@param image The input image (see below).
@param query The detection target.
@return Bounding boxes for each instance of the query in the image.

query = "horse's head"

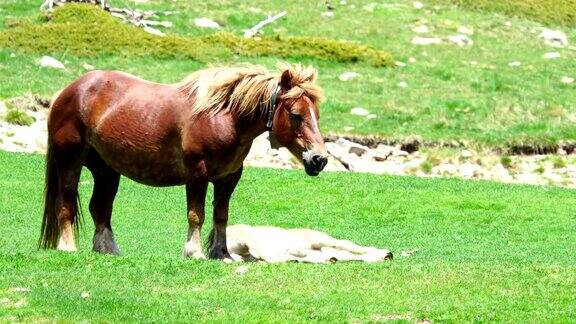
[271,66,328,176]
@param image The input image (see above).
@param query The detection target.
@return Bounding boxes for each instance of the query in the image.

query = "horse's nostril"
[312,155,321,165]
[320,156,328,168]
[310,155,328,171]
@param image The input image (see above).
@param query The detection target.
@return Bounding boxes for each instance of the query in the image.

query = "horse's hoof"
[208,247,232,260]
[384,252,393,260]
[183,248,206,260]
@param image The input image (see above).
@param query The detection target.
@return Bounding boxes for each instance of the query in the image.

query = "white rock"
[324,156,348,172]
[143,26,165,36]
[81,292,90,299]
[393,150,409,157]
[539,29,568,48]
[490,163,514,182]
[39,56,66,70]
[459,162,481,178]
[504,21,512,27]
[411,37,442,45]
[469,60,478,65]
[408,57,417,63]
[461,150,473,158]
[10,53,16,58]
[543,52,561,59]
[515,173,543,185]
[434,163,458,176]
[448,34,473,46]
[561,76,574,84]
[508,61,521,67]
[366,114,377,120]
[395,61,407,67]
[457,26,474,35]
[542,171,563,184]
[413,1,424,9]
[397,81,408,88]
[350,107,370,116]
[340,0,347,4]
[321,11,334,18]
[413,25,429,33]
[82,63,95,70]
[338,71,359,81]
[194,17,220,29]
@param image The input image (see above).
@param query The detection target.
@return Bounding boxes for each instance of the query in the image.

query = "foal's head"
[271,66,328,176]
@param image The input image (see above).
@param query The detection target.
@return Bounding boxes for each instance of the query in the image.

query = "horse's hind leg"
[85,149,121,255]
[54,154,84,252]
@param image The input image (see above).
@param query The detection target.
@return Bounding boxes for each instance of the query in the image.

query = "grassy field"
[1,0,575,150]
[0,152,575,321]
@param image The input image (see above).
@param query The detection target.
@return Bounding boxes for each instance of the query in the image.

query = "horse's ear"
[280,69,293,91]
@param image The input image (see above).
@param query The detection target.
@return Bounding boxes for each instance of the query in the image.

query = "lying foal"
[220,224,393,263]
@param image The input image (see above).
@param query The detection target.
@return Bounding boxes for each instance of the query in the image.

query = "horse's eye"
[289,113,303,121]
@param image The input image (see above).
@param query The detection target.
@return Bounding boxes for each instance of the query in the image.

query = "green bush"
[444,0,576,26]
[0,4,393,66]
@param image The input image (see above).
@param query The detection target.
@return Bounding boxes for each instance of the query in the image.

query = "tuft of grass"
[551,157,567,169]
[4,105,34,126]
[439,0,576,26]
[0,4,393,66]
[420,160,433,174]
[500,155,513,169]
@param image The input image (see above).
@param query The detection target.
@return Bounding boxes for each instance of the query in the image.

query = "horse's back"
[49,70,189,186]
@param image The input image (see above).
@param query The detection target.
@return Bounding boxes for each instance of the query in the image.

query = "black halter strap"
[266,85,282,131]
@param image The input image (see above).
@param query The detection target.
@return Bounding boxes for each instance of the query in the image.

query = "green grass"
[439,0,576,26]
[0,152,575,321]
[0,0,575,150]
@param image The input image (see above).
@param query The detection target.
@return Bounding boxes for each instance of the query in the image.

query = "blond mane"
[177,63,323,118]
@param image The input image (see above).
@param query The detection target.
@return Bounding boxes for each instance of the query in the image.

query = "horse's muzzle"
[303,152,328,176]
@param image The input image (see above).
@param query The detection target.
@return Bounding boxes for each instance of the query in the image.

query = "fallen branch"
[244,11,287,38]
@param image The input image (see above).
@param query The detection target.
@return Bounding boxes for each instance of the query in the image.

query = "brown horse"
[39,63,328,259]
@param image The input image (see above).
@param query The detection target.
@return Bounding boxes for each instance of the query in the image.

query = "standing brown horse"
[39,64,328,259]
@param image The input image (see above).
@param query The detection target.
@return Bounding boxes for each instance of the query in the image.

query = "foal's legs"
[85,150,121,255]
[183,178,208,259]
[208,167,243,260]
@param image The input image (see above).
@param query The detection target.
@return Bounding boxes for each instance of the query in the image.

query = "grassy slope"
[0,152,574,321]
[0,0,575,149]
[438,0,576,26]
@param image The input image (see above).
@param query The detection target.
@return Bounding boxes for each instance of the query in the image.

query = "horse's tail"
[39,95,84,249]
[39,137,59,249]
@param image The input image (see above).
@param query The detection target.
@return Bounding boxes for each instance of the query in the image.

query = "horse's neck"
[235,114,269,145]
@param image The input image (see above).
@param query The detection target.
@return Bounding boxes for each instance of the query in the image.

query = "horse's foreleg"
[208,167,243,260]
[86,151,121,255]
[183,178,208,259]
